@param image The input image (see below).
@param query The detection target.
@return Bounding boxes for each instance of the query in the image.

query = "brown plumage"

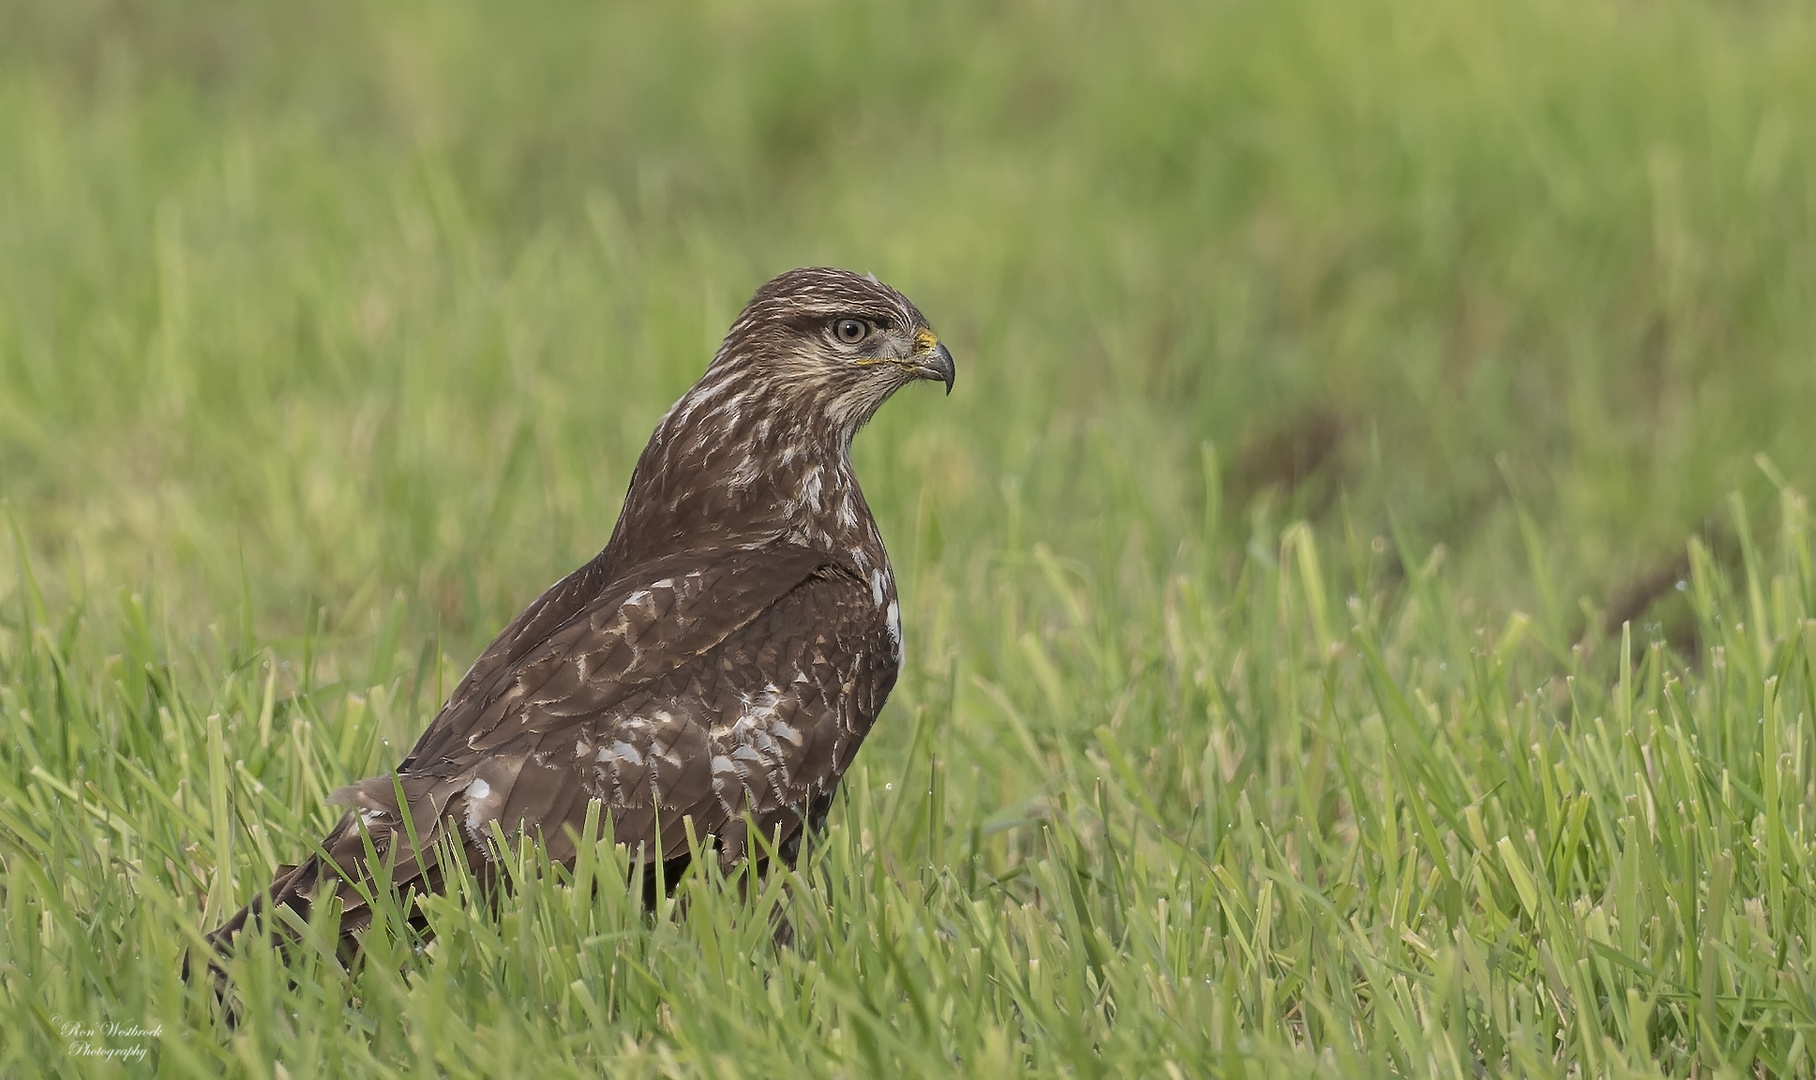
[207,267,954,954]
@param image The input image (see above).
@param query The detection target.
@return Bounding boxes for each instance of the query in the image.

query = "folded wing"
[216,542,894,943]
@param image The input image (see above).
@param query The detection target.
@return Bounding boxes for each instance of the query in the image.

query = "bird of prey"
[208,267,954,953]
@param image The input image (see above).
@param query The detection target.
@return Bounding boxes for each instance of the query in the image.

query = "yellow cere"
[914,329,939,352]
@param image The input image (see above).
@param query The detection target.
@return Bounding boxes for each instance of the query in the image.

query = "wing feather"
[402,545,831,766]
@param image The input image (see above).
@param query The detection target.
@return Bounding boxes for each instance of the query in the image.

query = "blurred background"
[1,0,1813,668]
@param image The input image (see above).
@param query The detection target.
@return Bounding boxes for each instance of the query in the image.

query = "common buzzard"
[208,267,954,953]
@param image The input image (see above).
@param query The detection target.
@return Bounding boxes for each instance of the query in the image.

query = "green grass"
[4,0,1816,1075]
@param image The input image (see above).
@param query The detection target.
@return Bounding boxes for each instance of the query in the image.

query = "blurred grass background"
[7,0,1813,633]
[4,0,1816,1075]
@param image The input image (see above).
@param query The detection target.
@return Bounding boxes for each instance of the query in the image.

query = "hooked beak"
[907,341,956,395]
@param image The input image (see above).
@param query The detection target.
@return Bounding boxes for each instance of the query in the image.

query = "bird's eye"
[833,318,870,344]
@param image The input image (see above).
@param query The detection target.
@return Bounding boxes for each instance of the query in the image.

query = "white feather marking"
[836,496,858,529]
[597,741,644,767]
[715,684,784,739]
[727,454,760,487]
[663,385,704,430]
[886,600,902,656]
[710,755,739,804]
[869,569,887,607]
[464,777,499,837]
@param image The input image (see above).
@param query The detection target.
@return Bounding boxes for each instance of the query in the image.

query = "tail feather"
[205,859,316,952]
[188,854,331,1006]
[203,799,453,966]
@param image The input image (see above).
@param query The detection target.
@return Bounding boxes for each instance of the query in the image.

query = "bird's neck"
[600,372,890,580]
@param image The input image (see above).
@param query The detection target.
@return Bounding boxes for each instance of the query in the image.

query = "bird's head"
[611,267,953,568]
[711,267,955,440]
